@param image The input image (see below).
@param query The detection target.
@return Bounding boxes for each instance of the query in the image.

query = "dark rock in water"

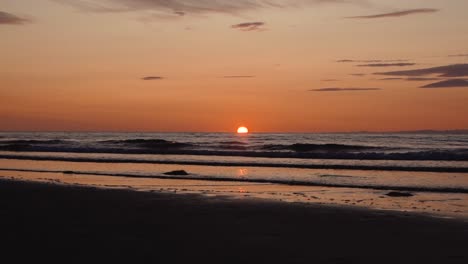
[386,191,414,197]
[163,170,189,176]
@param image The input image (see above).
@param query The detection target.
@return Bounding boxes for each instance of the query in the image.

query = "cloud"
[231,22,265,31]
[357,63,416,67]
[321,79,340,82]
[0,11,31,25]
[378,77,441,81]
[379,78,403,81]
[309,88,381,92]
[337,59,380,63]
[350,73,366,77]
[223,75,255,78]
[375,64,468,77]
[406,77,439,81]
[337,59,409,63]
[174,11,185,16]
[57,0,349,16]
[421,79,468,88]
[142,76,164,80]
[448,54,468,57]
[347,8,439,19]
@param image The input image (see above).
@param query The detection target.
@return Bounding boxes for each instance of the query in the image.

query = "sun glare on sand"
[237,126,249,134]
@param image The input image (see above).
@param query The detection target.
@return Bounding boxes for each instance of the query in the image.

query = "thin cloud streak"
[347,8,439,19]
[310,88,381,92]
[350,73,366,77]
[406,77,440,81]
[0,11,31,25]
[231,22,265,31]
[57,0,350,16]
[375,64,468,78]
[377,77,440,81]
[337,59,409,63]
[378,78,403,81]
[142,76,164,80]
[222,76,255,78]
[357,63,416,67]
[448,54,468,57]
[421,79,468,88]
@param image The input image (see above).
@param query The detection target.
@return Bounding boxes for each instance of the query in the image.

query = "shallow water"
[1,132,467,218]
[1,159,467,193]
[2,170,467,219]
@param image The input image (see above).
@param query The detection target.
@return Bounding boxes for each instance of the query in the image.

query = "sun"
[237,126,249,134]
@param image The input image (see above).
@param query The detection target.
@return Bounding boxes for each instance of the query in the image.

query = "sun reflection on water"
[237,168,248,177]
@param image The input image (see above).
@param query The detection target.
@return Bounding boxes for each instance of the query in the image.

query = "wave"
[211,141,249,150]
[0,139,67,144]
[261,143,380,152]
[1,138,467,161]
[1,154,467,172]
[99,139,193,149]
[1,167,467,194]
[218,141,248,145]
[0,140,69,151]
[0,146,467,161]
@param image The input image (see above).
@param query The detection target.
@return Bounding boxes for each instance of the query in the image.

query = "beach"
[1,132,468,263]
[3,1,468,262]
[1,178,467,263]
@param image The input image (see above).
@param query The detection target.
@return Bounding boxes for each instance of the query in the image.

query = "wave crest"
[101,139,192,150]
[262,143,379,152]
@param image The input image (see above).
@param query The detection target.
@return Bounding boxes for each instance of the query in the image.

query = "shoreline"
[1,178,468,263]
[2,168,468,219]
[2,167,468,194]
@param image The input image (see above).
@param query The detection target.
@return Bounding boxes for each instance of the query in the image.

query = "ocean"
[1,132,467,217]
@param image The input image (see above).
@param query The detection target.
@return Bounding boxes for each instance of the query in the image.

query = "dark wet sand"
[1,179,467,263]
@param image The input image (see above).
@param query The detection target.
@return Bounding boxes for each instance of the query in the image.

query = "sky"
[1,0,468,132]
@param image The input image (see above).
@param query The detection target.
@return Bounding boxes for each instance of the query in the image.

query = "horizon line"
[0,129,467,134]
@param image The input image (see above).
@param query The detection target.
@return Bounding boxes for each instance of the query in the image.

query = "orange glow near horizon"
[237,126,249,134]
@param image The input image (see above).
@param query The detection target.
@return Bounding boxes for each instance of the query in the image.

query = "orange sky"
[1,0,468,132]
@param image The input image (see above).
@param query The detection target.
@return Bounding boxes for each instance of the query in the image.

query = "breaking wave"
[0,153,467,172]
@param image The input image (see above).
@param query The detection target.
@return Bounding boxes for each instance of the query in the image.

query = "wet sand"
[1,178,467,263]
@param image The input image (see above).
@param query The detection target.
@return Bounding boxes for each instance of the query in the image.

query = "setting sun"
[237,126,249,134]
